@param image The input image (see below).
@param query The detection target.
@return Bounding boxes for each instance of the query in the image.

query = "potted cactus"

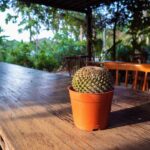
[68,66,114,131]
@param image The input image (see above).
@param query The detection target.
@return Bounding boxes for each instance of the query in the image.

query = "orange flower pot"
[68,86,114,131]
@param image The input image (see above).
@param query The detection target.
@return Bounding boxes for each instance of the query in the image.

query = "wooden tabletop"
[0,63,150,150]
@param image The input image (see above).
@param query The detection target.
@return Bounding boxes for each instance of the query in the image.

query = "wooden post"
[86,7,92,61]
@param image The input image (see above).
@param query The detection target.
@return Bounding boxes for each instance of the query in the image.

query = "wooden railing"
[64,58,150,91]
[88,61,150,91]
[64,55,93,76]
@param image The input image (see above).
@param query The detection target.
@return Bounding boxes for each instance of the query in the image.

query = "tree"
[0,0,9,12]
[95,1,129,60]
[125,0,150,53]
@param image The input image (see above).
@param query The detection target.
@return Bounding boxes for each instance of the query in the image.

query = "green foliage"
[116,44,133,62]
[0,0,9,12]
[0,35,86,71]
[93,38,103,56]
[51,33,86,64]
[32,50,58,71]
[6,42,33,66]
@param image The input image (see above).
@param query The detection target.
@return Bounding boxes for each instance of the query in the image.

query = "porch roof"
[19,0,114,13]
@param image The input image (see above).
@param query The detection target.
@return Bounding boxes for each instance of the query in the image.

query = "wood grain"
[0,62,150,150]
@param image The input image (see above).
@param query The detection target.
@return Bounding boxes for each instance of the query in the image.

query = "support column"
[86,7,92,61]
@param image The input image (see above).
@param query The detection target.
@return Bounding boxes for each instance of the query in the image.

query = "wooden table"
[0,63,150,150]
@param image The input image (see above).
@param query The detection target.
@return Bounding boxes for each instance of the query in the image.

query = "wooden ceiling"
[20,0,113,13]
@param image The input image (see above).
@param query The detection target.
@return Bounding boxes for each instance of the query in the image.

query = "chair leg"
[115,70,119,85]
[125,70,128,87]
[142,72,148,91]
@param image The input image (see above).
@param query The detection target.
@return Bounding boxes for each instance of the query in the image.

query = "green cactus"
[72,66,114,93]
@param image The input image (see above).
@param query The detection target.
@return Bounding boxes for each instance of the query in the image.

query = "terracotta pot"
[68,86,114,131]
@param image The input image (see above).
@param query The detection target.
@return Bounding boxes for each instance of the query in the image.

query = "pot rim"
[68,86,114,95]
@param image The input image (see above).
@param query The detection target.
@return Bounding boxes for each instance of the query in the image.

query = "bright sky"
[0,8,53,42]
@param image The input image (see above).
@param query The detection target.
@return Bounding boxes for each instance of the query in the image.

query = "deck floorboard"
[0,62,149,150]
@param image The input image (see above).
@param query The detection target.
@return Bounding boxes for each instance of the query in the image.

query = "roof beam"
[19,0,87,13]
[19,0,115,13]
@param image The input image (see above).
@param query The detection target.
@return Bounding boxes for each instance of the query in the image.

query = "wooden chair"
[88,61,150,91]
[103,62,123,85]
[105,63,150,91]
[133,64,150,91]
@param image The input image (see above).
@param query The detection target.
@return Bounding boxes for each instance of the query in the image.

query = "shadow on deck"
[110,102,150,128]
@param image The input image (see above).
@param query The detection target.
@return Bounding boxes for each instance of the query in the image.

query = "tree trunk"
[112,22,116,61]
[28,14,32,42]
[86,8,92,61]
[29,27,32,42]
[79,25,83,41]
[102,28,106,50]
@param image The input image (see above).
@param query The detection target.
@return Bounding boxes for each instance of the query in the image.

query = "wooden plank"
[0,63,150,150]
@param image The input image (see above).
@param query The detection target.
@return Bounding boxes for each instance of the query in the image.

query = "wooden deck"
[0,62,150,150]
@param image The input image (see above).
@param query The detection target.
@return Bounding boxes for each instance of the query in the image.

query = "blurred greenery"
[0,0,150,71]
[0,34,87,71]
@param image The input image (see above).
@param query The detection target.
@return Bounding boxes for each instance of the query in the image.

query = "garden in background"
[0,0,150,71]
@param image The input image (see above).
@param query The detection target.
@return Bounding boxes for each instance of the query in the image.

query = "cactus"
[72,66,114,93]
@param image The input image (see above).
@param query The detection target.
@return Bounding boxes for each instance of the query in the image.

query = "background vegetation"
[0,0,150,71]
